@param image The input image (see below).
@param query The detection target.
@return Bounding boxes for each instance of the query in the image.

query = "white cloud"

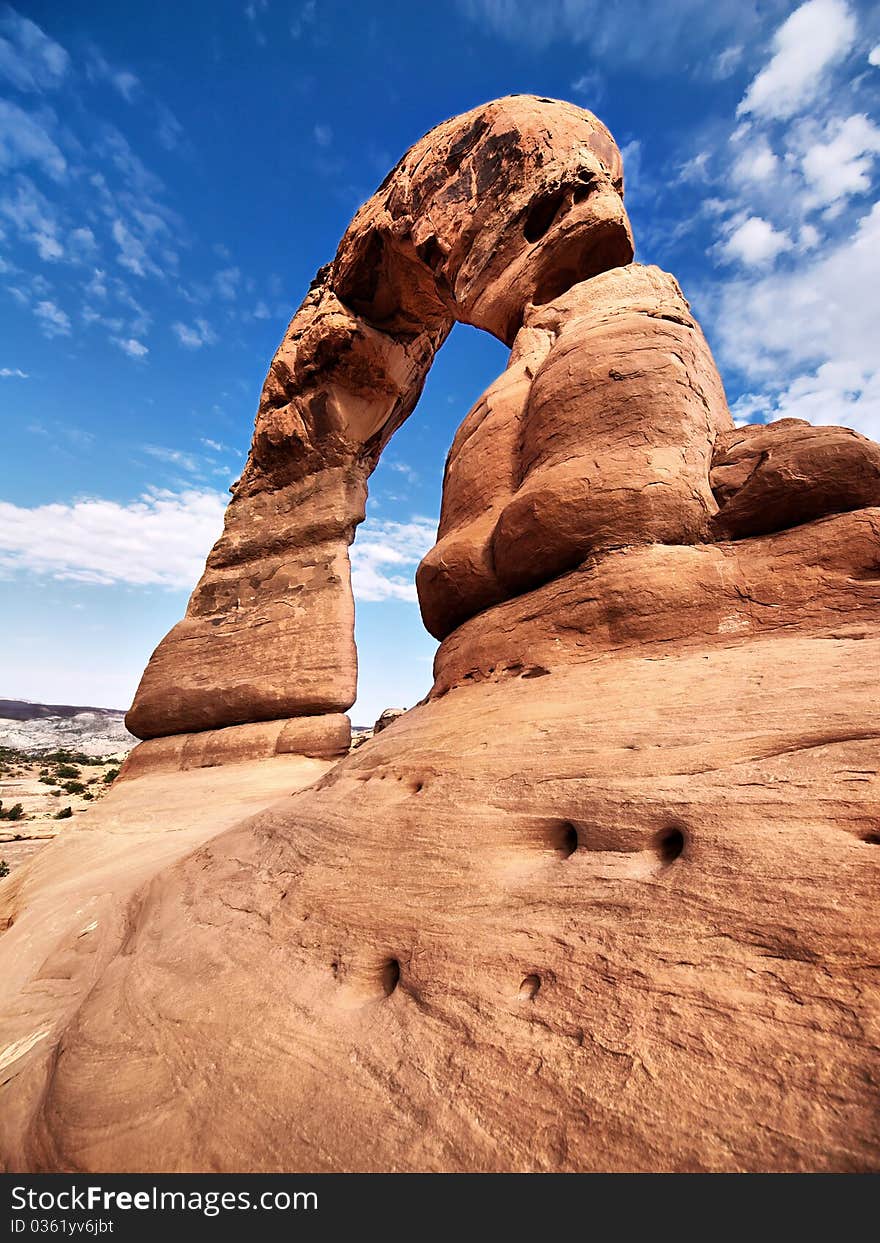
[290,1,317,39]
[113,336,149,358]
[244,0,269,44]
[870,44,880,67]
[350,516,437,603]
[0,9,69,93]
[313,123,332,148]
[214,267,240,300]
[0,98,66,179]
[799,113,880,210]
[86,49,141,101]
[387,460,419,483]
[737,0,856,122]
[570,70,604,102]
[142,445,202,473]
[0,367,28,378]
[0,174,64,261]
[172,318,217,349]
[714,201,880,440]
[156,102,184,151]
[33,299,71,337]
[111,217,161,278]
[732,137,779,183]
[720,215,792,266]
[68,226,97,257]
[0,487,227,589]
[458,0,773,74]
[713,45,743,80]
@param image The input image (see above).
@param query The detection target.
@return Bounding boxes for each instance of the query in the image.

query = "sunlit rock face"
[1,97,879,1174]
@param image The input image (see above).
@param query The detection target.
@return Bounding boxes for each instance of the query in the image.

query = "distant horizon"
[0,693,383,729]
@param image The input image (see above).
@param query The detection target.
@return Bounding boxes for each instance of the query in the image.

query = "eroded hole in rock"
[552,821,579,858]
[862,830,880,845]
[657,826,686,864]
[572,177,597,204]
[380,958,401,997]
[523,189,568,243]
[518,973,541,1000]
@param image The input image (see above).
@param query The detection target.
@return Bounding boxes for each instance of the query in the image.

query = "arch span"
[125,96,634,741]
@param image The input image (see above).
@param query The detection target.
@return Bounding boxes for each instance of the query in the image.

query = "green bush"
[39,776,57,785]
[103,768,120,785]
[55,764,81,779]
[0,860,9,879]
[0,801,26,821]
[54,806,73,820]
[62,781,87,795]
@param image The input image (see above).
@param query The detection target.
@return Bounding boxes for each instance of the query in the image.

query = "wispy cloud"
[718,215,793,267]
[570,70,604,103]
[142,444,203,473]
[737,0,855,122]
[86,48,141,101]
[714,201,880,439]
[0,9,69,92]
[0,487,227,588]
[630,0,880,446]
[112,336,148,359]
[350,516,437,603]
[33,298,71,337]
[172,318,217,349]
[0,367,28,378]
[458,0,777,74]
[0,99,67,179]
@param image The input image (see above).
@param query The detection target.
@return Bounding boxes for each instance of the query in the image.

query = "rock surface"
[1,96,879,1173]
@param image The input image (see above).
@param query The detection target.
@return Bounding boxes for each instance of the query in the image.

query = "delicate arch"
[126,95,633,741]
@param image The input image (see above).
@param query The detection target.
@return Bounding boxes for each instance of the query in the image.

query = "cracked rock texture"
[1,96,879,1172]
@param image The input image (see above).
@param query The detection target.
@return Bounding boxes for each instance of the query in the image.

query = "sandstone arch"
[125,95,634,744]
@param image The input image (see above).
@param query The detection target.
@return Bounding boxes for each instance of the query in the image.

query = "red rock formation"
[126,95,632,743]
[1,97,879,1173]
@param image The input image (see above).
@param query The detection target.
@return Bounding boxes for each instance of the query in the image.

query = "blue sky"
[1,1,879,724]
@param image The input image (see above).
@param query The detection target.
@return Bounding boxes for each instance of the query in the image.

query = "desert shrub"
[54,806,73,820]
[82,791,94,801]
[51,789,63,797]
[0,801,26,821]
[44,750,91,766]
[0,860,9,879]
[55,764,81,779]
[39,776,57,785]
[62,781,87,795]
[103,768,120,784]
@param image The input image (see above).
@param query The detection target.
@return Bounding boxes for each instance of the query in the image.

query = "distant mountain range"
[0,699,134,757]
[0,698,126,721]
